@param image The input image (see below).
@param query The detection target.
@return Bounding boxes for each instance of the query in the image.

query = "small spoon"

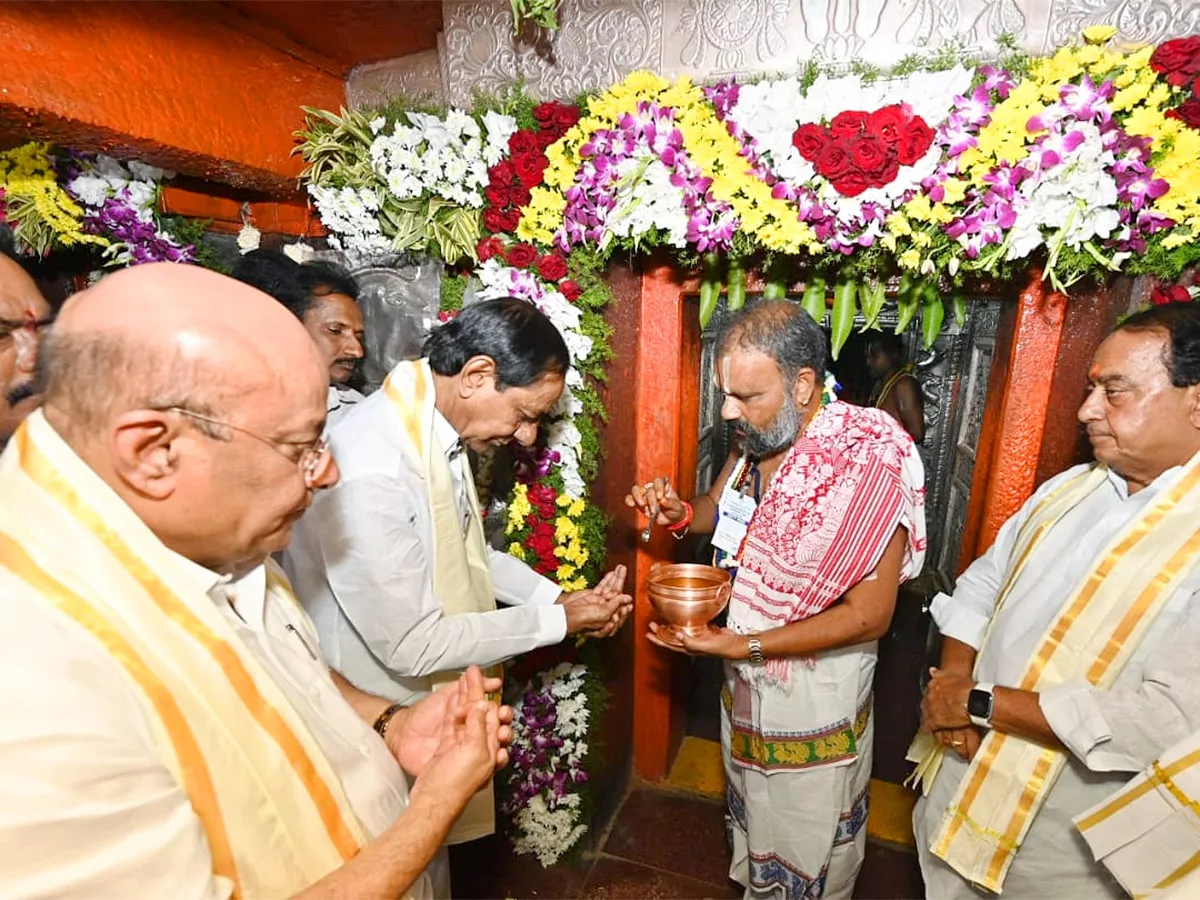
[641,477,669,542]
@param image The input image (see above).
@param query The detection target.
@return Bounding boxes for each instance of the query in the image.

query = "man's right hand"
[624,477,687,527]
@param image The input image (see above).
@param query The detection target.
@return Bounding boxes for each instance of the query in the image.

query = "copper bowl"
[647,563,731,636]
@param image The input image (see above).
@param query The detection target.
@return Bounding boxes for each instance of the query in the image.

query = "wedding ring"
[951,740,964,746]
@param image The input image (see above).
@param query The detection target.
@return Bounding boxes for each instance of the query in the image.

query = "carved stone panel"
[440,0,663,106]
[346,1,1200,113]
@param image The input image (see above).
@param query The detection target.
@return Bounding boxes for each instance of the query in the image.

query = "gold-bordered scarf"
[909,451,1200,893]
[0,413,373,899]
[1075,727,1200,897]
[381,358,500,844]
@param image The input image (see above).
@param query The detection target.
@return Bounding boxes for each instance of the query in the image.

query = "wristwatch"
[747,636,765,666]
[967,682,995,728]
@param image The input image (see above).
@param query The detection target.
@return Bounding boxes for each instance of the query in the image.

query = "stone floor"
[450,784,923,899]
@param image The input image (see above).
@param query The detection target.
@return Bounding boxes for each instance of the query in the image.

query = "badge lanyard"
[712,458,760,567]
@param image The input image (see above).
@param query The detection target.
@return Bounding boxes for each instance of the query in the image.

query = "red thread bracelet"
[667,500,694,532]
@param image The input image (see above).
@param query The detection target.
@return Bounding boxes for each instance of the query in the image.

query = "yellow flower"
[885,212,912,237]
[508,542,527,561]
[568,498,586,517]
[930,203,955,225]
[912,231,932,249]
[904,194,933,222]
[899,248,921,270]
[1083,25,1118,45]
[939,179,968,205]
[557,564,577,581]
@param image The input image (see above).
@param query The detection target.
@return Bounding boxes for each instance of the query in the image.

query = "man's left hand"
[647,622,746,658]
[387,666,513,777]
[920,667,975,732]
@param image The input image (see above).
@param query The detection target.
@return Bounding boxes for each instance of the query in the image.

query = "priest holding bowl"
[624,300,926,900]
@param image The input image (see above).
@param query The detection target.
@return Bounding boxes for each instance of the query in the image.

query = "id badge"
[712,489,756,556]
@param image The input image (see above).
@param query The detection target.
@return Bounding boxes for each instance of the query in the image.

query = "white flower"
[282,241,315,263]
[127,160,170,182]
[369,115,387,135]
[236,223,261,254]
[67,175,112,208]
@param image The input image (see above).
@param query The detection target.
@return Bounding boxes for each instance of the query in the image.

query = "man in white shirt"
[284,298,632,709]
[0,263,509,898]
[911,303,1200,898]
[231,251,366,425]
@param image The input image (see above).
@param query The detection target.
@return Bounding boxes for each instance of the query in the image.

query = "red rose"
[491,160,516,184]
[509,131,540,157]
[1167,97,1200,129]
[848,134,892,178]
[832,171,873,197]
[792,123,829,163]
[509,184,532,208]
[506,243,538,268]
[513,153,546,188]
[896,117,936,166]
[829,110,869,139]
[499,208,523,233]
[483,207,509,234]
[867,104,909,144]
[553,104,580,131]
[1151,284,1192,305]
[476,236,505,261]
[559,279,582,302]
[484,184,511,208]
[815,142,853,181]
[1150,37,1200,84]
[532,102,557,125]
[536,253,569,281]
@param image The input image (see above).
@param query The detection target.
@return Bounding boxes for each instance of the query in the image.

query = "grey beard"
[738,397,801,459]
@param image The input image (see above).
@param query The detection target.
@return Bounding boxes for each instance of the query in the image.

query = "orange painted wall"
[0,3,343,196]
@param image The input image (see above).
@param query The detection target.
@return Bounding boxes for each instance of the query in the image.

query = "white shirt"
[283,384,566,706]
[0,559,427,900]
[327,384,364,427]
[915,464,1200,898]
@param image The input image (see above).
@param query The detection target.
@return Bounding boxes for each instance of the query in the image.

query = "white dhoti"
[723,653,874,900]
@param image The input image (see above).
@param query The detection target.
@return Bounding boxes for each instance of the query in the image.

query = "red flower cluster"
[792,104,935,197]
[521,483,560,576]
[1150,283,1193,305]
[1155,37,1200,129]
[482,101,580,236]
[475,235,582,301]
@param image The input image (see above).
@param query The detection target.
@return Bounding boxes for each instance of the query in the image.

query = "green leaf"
[921,288,946,349]
[800,276,827,325]
[699,252,722,329]
[727,256,747,312]
[830,280,857,361]
[952,291,968,328]
[859,280,887,330]
[895,279,920,334]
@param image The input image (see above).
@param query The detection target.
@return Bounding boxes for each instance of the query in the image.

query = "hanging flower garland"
[0,141,198,265]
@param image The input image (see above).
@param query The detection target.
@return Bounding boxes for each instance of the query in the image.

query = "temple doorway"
[679,290,1004,771]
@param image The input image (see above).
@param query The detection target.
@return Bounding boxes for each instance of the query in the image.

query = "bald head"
[43,263,326,438]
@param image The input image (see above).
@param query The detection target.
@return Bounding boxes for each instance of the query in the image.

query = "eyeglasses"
[165,407,332,487]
